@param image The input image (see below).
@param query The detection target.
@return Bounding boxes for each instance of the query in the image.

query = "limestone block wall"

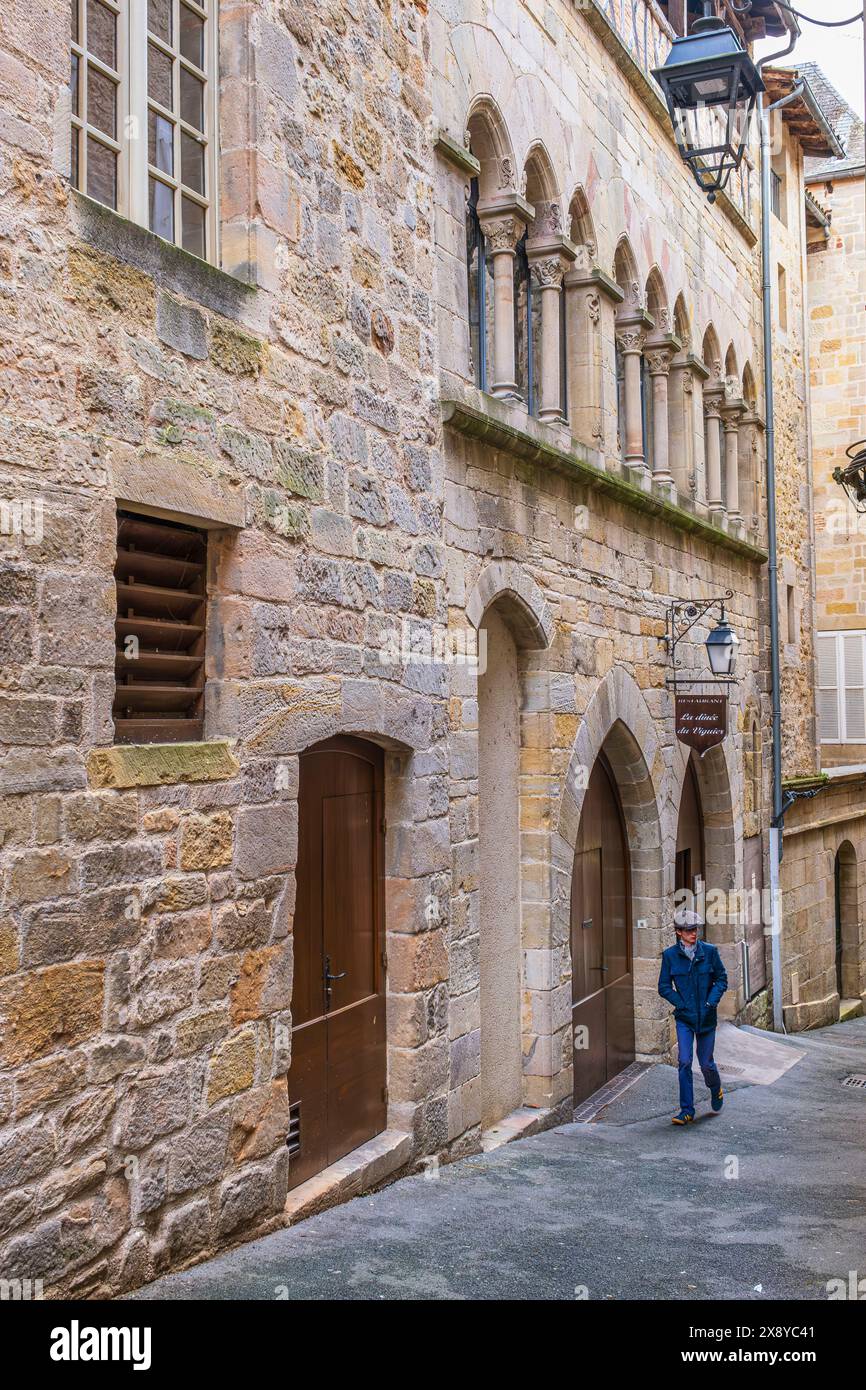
[768,126,819,779]
[808,173,866,766]
[781,774,866,1026]
[0,0,455,1297]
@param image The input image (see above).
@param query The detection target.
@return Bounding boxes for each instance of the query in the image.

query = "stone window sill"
[442,393,768,564]
[71,191,265,328]
[87,740,239,790]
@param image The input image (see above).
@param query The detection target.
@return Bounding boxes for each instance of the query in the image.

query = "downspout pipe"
[756,30,799,1033]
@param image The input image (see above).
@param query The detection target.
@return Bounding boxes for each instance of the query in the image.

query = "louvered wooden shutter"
[843,634,866,741]
[113,512,207,745]
[816,634,839,743]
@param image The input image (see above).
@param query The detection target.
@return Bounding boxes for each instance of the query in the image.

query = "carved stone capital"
[479,213,524,254]
[530,256,565,290]
[616,328,646,355]
[703,391,724,420]
[646,346,674,376]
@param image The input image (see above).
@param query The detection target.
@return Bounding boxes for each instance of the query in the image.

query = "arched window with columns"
[668,293,696,500]
[563,188,605,447]
[739,362,763,532]
[722,343,744,527]
[465,176,488,391]
[613,239,651,482]
[464,101,526,401]
[520,145,571,424]
[644,268,677,498]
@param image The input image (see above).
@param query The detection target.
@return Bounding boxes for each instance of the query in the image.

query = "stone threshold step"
[284,1128,412,1226]
[481,1103,563,1152]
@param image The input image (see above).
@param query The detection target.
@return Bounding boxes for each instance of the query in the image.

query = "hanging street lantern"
[832,440,866,513]
[705,609,740,677]
[652,3,765,201]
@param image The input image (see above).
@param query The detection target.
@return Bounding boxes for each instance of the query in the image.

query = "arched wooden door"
[675,755,705,900]
[287,736,386,1190]
[571,755,635,1107]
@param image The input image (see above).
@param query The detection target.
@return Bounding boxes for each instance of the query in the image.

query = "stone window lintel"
[87,741,240,790]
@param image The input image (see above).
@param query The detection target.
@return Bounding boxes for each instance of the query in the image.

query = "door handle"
[324,957,347,1008]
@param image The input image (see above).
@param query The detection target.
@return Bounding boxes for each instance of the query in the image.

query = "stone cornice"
[685,353,711,382]
[442,395,767,564]
[433,127,481,178]
[563,265,624,304]
[477,191,535,224]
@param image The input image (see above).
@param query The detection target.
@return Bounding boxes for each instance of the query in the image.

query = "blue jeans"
[676,1020,721,1116]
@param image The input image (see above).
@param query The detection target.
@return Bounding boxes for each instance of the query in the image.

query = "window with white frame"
[70,0,217,262]
[817,632,866,743]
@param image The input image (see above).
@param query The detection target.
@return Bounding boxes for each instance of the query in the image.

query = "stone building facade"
[778,68,866,1030]
[0,0,861,1296]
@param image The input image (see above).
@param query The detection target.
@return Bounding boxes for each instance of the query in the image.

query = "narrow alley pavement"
[132,1019,866,1302]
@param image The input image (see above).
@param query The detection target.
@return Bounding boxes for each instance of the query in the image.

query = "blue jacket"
[658,940,728,1034]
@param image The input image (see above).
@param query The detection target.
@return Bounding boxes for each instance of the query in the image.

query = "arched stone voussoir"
[557,666,665,853]
[466,559,554,651]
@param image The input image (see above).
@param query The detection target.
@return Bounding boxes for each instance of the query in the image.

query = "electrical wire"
[759,0,863,25]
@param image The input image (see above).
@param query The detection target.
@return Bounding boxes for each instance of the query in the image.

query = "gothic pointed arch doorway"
[570,752,635,1106]
[675,753,705,903]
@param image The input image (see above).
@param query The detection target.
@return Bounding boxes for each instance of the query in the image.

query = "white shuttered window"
[817,631,866,743]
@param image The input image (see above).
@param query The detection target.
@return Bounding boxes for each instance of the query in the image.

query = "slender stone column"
[704,389,725,520]
[616,325,648,478]
[478,212,525,398]
[529,256,565,423]
[646,345,675,487]
[722,405,744,523]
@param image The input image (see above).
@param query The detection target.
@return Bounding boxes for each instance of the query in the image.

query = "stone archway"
[466,560,554,1130]
[555,668,667,1086]
[672,737,740,1014]
[834,841,859,1007]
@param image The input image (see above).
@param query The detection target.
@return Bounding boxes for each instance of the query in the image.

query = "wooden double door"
[287,737,387,1190]
[570,756,635,1107]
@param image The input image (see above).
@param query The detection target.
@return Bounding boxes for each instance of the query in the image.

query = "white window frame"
[71,0,219,265]
[817,630,866,744]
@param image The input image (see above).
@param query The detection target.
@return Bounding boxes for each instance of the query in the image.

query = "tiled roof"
[796,63,865,180]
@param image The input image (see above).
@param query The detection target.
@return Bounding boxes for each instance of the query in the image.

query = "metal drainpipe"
[756,31,799,1033]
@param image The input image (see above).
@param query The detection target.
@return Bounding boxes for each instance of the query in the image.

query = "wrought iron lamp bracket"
[662,589,735,690]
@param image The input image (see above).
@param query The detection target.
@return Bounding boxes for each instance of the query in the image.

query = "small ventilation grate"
[841,1074,866,1089]
[287,1101,301,1155]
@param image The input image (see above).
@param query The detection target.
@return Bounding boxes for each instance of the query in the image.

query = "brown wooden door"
[571,755,635,1107]
[287,737,386,1190]
[675,755,705,900]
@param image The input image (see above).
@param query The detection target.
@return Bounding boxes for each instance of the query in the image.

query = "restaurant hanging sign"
[675,693,728,753]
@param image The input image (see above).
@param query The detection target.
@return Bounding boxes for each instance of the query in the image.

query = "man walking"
[658,907,728,1124]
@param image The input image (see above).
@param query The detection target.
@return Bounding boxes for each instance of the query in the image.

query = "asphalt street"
[131,1018,866,1301]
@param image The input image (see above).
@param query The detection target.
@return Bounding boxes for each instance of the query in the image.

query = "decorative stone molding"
[441,397,768,563]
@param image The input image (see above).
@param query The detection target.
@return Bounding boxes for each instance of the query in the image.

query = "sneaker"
[671,1110,694,1125]
[711,1087,724,1112]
